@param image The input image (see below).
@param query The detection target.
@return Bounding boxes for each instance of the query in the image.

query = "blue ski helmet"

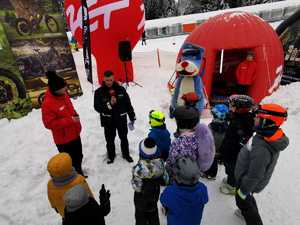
[211,104,229,121]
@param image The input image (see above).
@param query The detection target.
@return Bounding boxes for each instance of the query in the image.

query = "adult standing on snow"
[94,70,136,164]
[42,71,85,176]
[235,51,257,95]
[234,104,289,225]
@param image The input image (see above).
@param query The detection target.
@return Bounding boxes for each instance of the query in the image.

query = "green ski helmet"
[149,110,165,127]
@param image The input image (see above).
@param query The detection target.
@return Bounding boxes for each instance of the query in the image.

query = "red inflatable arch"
[184,12,284,104]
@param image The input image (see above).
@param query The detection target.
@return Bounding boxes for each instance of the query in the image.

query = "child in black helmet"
[219,95,255,195]
[167,106,215,176]
[173,92,200,138]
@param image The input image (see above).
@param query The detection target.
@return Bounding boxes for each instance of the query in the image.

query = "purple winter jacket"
[166,123,215,173]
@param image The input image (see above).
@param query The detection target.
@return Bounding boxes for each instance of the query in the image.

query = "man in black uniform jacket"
[94,71,136,164]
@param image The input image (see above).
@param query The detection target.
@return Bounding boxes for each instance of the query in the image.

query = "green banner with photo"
[0,0,82,120]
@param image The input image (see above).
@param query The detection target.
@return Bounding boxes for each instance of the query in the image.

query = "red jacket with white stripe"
[42,89,81,144]
[236,60,257,86]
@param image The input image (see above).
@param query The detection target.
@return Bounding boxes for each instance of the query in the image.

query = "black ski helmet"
[173,106,200,130]
[228,94,254,109]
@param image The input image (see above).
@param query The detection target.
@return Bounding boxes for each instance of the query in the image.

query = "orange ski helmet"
[256,104,287,127]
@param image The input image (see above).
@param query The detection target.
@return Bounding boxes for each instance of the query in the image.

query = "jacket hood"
[174,182,207,205]
[48,153,73,177]
[267,134,289,153]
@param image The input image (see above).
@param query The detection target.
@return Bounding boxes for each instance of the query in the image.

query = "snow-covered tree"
[176,0,193,15]
[144,0,177,19]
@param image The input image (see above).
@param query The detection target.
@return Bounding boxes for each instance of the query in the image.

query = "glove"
[128,120,135,131]
[99,184,111,204]
[236,189,247,200]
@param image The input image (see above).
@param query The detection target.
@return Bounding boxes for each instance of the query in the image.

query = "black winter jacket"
[134,178,165,212]
[94,82,135,127]
[63,197,110,225]
[219,112,254,163]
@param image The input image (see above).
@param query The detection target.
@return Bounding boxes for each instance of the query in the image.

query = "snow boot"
[123,155,134,163]
[107,157,115,164]
[234,209,244,219]
[234,209,246,224]
[220,178,236,195]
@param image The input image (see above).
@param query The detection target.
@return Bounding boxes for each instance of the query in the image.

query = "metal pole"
[219,49,224,74]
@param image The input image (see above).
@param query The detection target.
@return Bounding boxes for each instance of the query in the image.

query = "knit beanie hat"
[64,184,90,212]
[173,106,200,130]
[173,157,201,185]
[46,71,67,94]
[139,137,159,159]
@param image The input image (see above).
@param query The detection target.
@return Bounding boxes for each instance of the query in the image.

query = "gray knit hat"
[174,157,201,185]
[64,184,90,212]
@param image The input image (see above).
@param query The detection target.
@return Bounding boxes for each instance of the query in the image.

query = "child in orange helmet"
[234,103,289,225]
[47,153,93,219]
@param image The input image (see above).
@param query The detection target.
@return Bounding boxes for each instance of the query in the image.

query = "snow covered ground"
[1,21,300,225]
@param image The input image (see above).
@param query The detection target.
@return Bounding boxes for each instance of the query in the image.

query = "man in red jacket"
[235,51,257,95]
[42,71,84,176]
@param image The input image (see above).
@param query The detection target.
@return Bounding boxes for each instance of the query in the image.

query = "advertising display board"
[0,0,82,119]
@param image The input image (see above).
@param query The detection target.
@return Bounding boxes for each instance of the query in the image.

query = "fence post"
[157,48,161,68]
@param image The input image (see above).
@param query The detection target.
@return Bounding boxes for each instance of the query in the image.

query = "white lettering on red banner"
[66,0,130,34]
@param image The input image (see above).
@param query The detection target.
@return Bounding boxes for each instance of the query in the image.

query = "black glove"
[99,184,111,204]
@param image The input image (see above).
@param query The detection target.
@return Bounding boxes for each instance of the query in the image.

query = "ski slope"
[0,20,300,225]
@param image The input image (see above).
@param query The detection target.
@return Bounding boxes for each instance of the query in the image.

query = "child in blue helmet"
[148,110,171,161]
[202,104,229,179]
[132,137,169,225]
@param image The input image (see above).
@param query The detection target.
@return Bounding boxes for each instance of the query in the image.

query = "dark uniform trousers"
[104,116,129,160]
[56,137,84,175]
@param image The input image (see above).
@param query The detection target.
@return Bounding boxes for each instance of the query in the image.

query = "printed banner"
[279,18,300,84]
[0,0,82,119]
[81,0,93,84]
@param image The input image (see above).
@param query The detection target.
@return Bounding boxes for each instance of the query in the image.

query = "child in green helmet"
[148,110,171,161]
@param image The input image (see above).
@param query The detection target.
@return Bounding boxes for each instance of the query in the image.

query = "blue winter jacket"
[160,182,208,225]
[148,125,171,161]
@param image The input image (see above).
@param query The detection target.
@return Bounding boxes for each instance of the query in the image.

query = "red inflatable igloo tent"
[184,12,284,104]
